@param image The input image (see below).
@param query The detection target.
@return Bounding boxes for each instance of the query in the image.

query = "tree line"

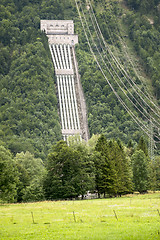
[1,135,160,203]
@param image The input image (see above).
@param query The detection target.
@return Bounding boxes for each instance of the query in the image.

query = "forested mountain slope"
[75,0,160,150]
[0,0,160,158]
[0,0,65,159]
[124,0,160,99]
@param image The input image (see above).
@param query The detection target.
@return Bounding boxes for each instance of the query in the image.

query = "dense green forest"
[1,0,160,158]
[1,134,160,202]
[76,0,160,145]
[1,0,160,202]
[0,0,65,159]
[124,0,160,99]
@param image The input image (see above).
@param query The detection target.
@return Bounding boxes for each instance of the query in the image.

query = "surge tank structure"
[40,20,89,142]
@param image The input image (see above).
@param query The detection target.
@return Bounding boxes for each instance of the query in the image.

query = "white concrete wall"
[48,35,78,45]
[55,69,74,75]
[40,20,74,35]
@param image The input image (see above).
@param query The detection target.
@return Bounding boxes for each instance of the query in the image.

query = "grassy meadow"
[0,193,160,240]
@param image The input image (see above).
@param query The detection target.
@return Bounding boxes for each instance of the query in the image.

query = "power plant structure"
[40,20,89,142]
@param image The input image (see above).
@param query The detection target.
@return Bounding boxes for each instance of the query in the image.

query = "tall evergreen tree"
[131,150,149,193]
[114,139,133,195]
[148,156,160,191]
[137,136,148,157]
[0,146,19,202]
[94,135,132,197]
[95,135,117,197]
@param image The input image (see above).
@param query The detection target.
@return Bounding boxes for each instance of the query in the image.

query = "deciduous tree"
[14,151,46,202]
[44,140,95,200]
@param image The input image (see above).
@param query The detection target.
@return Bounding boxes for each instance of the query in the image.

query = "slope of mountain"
[0,0,160,157]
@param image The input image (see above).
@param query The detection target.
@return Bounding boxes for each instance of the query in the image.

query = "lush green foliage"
[136,136,149,156]
[124,0,160,100]
[44,140,95,199]
[131,150,149,193]
[0,0,62,159]
[149,156,160,190]
[1,134,157,203]
[0,146,18,202]
[94,135,133,196]
[126,0,160,13]
[14,151,46,202]
[1,0,155,157]
[0,146,46,203]
[75,0,146,144]
[1,0,160,203]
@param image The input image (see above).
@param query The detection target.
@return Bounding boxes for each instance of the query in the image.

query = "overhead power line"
[86,0,160,118]
[74,0,160,142]
[83,0,160,130]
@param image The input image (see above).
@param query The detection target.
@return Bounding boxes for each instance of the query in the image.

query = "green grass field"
[0,193,160,240]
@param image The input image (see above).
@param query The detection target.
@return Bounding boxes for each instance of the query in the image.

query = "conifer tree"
[95,135,133,197]
[95,135,117,197]
[114,139,133,195]
[137,136,148,157]
[0,146,19,202]
[131,150,148,193]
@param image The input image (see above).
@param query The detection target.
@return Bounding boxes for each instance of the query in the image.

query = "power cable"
[80,0,160,132]
[87,0,160,116]
[74,0,153,138]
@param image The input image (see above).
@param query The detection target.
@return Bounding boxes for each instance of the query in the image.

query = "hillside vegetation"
[1,0,160,157]
[124,0,160,99]
[1,0,160,202]
[75,0,160,146]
